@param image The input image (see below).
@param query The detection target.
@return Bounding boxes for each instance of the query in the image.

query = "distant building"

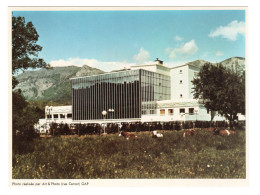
[36,105,72,133]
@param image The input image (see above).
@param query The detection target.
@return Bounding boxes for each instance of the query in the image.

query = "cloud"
[209,20,245,41]
[133,48,150,64]
[49,58,136,72]
[216,51,224,56]
[174,35,183,41]
[167,40,199,59]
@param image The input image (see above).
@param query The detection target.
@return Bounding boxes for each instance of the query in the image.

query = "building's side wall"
[170,66,189,100]
[188,65,200,99]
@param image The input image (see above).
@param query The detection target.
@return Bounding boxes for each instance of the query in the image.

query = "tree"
[192,63,245,128]
[12,16,49,155]
[12,16,50,88]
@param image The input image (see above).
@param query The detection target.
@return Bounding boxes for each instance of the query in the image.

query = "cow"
[183,129,197,138]
[152,130,163,138]
[214,129,236,136]
[119,131,137,140]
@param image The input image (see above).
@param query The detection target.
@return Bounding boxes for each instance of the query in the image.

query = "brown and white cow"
[183,129,197,138]
[214,129,236,136]
[119,131,137,140]
[152,130,163,138]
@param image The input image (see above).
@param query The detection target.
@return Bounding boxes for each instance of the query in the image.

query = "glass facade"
[140,69,171,115]
[71,69,170,121]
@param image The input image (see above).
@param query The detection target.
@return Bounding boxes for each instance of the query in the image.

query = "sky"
[12,9,246,72]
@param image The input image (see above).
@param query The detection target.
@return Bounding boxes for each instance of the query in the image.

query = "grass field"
[12,129,246,179]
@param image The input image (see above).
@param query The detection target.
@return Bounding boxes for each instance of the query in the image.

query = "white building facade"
[36,105,73,133]
[140,60,226,122]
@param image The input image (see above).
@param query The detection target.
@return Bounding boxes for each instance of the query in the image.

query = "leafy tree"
[12,16,49,155]
[192,63,245,128]
[12,16,50,88]
[12,90,41,154]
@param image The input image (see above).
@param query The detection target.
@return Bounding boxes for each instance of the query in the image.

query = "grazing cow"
[152,130,163,138]
[183,129,197,138]
[119,131,137,140]
[214,129,236,136]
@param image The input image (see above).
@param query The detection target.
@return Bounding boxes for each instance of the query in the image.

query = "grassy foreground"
[12,130,246,179]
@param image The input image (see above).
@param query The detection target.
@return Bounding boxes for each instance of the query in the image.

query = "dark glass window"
[189,108,194,114]
[180,108,185,113]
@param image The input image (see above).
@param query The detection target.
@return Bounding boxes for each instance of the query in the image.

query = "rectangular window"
[168,109,174,115]
[180,108,185,113]
[160,109,165,116]
[142,110,147,115]
[60,114,65,118]
[67,113,72,118]
[47,114,52,119]
[150,110,155,115]
[53,114,58,119]
[180,80,182,84]
[189,108,194,114]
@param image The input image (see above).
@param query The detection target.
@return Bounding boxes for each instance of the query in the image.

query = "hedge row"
[47,120,245,136]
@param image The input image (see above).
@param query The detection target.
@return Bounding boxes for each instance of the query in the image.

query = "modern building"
[68,58,226,124]
[36,58,236,128]
[70,59,171,123]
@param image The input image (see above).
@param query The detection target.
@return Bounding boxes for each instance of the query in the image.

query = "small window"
[47,114,52,119]
[67,113,72,118]
[150,110,155,115]
[180,80,182,84]
[160,109,165,116]
[168,109,174,116]
[60,114,65,118]
[180,94,183,98]
[180,108,185,113]
[189,108,194,114]
[180,70,182,74]
[142,110,147,115]
[53,114,59,119]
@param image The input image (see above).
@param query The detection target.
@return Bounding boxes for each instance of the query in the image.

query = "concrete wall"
[170,66,189,100]
[188,65,200,99]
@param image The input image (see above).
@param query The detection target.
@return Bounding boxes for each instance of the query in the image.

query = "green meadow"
[12,129,246,179]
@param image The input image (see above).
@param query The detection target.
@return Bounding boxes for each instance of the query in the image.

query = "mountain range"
[15,65,104,103]
[15,57,245,103]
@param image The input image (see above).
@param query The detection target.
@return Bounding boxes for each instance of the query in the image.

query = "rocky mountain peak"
[75,65,104,77]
